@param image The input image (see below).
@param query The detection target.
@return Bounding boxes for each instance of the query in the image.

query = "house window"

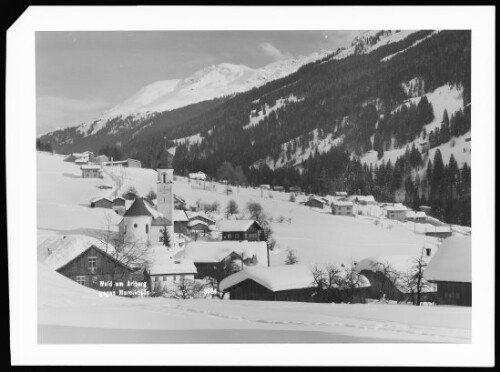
[174,275,177,282]
[426,248,432,256]
[134,224,138,228]
[228,233,232,239]
[159,236,163,242]
[124,225,127,234]
[163,276,166,281]
[155,276,159,282]
[163,173,166,183]
[179,275,184,281]
[88,256,97,271]
[76,276,86,286]
[92,276,98,285]
[145,224,149,234]
[235,233,239,240]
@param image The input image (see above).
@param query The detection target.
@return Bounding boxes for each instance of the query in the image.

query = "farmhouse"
[188,171,207,181]
[81,164,103,178]
[289,186,302,193]
[56,245,143,293]
[220,265,316,302]
[90,196,113,209]
[385,204,408,221]
[182,240,268,281]
[304,197,325,209]
[113,196,126,208]
[355,254,437,304]
[334,191,348,197]
[424,235,471,306]
[331,200,354,216]
[425,226,453,239]
[94,154,109,164]
[218,220,264,241]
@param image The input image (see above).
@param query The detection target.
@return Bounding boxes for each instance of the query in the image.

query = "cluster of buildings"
[64,150,142,179]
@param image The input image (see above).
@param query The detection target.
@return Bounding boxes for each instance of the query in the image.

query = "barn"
[219,265,317,302]
[113,196,126,208]
[173,209,189,234]
[218,220,264,241]
[385,204,408,221]
[186,211,216,226]
[188,220,210,235]
[90,196,113,209]
[424,235,471,306]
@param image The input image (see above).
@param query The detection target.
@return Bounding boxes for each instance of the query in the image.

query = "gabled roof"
[424,236,471,283]
[219,265,315,292]
[80,165,101,170]
[146,246,197,275]
[90,196,113,203]
[123,197,156,217]
[173,209,189,222]
[185,211,216,223]
[182,240,268,264]
[218,219,261,232]
[188,220,208,228]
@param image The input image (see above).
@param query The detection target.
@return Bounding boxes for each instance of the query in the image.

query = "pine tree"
[161,224,171,248]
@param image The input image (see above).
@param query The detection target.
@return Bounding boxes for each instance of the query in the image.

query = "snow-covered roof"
[80,165,102,170]
[146,246,197,275]
[385,204,408,212]
[40,234,115,270]
[183,240,268,265]
[185,211,216,223]
[348,195,376,203]
[218,219,260,232]
[332,200,354,207]
[406,211,427,218]
[188,220,208,228]
[355,254,436,293]
[151,216,172,226]
[219,264,315,292]
[90,196,113,203]
[424,236,471,283]
[173,209,189,222]
[335,192,348,196]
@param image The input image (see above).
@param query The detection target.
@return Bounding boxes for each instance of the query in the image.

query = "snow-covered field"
[37,152,471,343]
[38,262,470,343]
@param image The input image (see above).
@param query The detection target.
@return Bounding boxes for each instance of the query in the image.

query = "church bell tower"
[157,137,174,235]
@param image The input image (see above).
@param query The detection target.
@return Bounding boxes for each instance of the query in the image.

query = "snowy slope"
[38,261,470,343]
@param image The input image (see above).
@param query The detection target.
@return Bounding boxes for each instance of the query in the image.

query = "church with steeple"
[156,137,175,241]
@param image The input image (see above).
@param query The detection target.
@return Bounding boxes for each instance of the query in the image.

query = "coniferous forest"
[39,30,471,226]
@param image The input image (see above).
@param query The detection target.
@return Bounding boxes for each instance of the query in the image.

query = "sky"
[36,30,363,135]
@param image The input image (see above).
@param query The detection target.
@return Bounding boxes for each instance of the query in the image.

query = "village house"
[406,211,427,222]
[143,246,197,292]
[56,245,143,294]
[355,254,437,304]
[188,220,210,236]
[273,185,285,192]
[304,196,326,209]
[113,196,126,208]
[182,240,268,281]
[384,204,408,221]
[218,220,265,241]
[103,158,142,168]
[289,186,302,193]
[173,209,189,234]
[331,200,354,216]
[334,191,348,197]
[219,265,317,302]
[90,196,113,209]
[81,164,103,178]
[425,226,453,239]
[185,211,216,226]
[424,235,471,306]
[348,195,376,205]
[188,171,207,181]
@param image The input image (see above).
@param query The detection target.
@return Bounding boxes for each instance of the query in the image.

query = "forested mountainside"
[39,30,471,225]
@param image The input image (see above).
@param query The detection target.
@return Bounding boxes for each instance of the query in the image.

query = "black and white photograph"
[7,5,494,367]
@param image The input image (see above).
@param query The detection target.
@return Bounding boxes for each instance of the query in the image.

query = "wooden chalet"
[218,220,265,241]
[304,197,325,209]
